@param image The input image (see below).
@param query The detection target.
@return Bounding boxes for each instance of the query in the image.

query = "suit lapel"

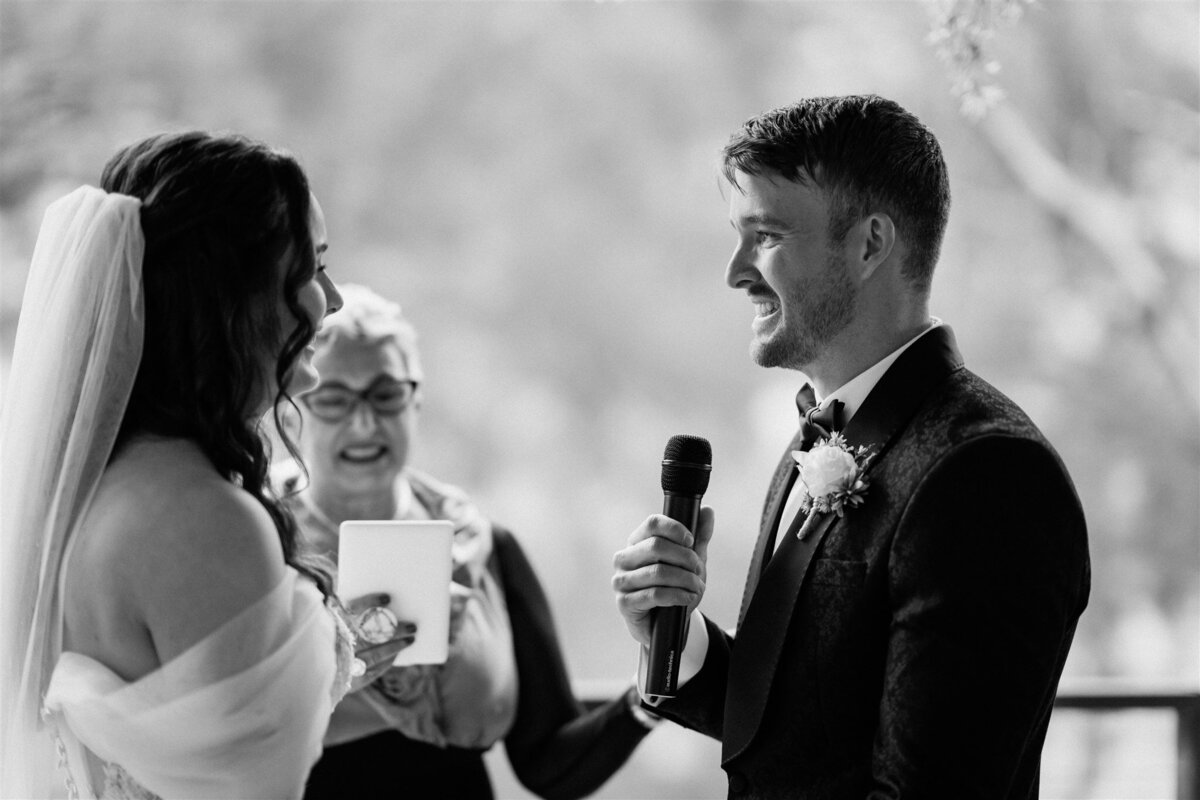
[722,325,965,763]
[840,325,964,457]
[737,429,805,627]
[724,509,838,761]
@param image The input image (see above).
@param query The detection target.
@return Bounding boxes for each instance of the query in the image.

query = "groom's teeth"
[754,301,779,317]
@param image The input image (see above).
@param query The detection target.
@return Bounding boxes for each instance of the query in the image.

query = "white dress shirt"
[638,320,941,702]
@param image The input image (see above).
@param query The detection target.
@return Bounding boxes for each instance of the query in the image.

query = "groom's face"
[725,169,856,371]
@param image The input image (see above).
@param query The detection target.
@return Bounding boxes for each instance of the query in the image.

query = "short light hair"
[314,283,424,381]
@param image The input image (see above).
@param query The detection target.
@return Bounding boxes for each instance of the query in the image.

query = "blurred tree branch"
[926,0,1200,425]
[925,0,1034,120]
[973,103,1199,418]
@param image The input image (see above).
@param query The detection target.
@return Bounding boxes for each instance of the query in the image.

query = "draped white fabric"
[1,187,145,798]
[44,570,338,800]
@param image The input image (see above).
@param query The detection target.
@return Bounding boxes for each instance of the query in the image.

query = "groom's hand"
[611,506,715,648]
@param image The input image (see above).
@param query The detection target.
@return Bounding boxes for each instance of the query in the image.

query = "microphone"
[645,434,712,699]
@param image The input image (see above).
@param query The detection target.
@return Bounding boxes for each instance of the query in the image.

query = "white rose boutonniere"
[791,432,874,519]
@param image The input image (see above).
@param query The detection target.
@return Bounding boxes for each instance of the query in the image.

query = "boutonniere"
[791,432,874,518]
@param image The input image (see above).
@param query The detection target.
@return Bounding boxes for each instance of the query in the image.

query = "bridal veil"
[1,186,145,797]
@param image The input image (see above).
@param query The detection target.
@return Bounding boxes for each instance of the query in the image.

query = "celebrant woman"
[281,283,657,800]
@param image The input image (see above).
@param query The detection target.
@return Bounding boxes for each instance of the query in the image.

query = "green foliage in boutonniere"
[791,432,874,518]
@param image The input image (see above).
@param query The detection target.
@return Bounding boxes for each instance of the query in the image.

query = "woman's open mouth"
[339,444,388,464]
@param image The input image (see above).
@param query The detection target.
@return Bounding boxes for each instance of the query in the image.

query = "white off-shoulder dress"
[43,569,354,800]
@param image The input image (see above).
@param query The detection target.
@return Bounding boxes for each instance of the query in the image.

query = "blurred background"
[1,1,1196,797]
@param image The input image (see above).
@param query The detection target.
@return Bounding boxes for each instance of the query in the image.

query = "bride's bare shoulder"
[74,437,288,660]
[92,437,281,551]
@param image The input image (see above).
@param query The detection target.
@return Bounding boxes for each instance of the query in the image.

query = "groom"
[612,95,1090,798]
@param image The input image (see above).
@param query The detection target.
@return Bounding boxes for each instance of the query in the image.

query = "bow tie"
[796,383,844,450]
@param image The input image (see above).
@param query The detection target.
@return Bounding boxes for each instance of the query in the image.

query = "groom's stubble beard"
[750,248,858,371]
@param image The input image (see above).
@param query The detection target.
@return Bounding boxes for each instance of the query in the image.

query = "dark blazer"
[495,526,652,799]
[652,325,1090,799]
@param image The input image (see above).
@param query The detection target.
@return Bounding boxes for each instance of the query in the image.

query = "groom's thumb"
[692,506,715,562]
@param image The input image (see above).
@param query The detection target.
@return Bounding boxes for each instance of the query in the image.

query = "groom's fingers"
[626,514,695,548]
[691,506,715,564]
[613,535,704,576]
[612,557,706,600]
[615,583,701,615]
[612,512,708,639]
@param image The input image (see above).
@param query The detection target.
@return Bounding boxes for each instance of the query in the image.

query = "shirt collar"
[811,318,942,425]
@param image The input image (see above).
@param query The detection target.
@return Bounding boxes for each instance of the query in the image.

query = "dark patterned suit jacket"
[651,325,1090,799]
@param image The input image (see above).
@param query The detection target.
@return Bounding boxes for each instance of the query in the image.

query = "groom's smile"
[752,298,780,320]
[750,296,781,334]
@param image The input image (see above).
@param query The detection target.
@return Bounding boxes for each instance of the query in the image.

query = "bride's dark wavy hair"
[101,131,331,596]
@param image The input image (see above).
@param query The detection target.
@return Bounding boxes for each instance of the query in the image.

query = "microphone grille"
[661,434,712,495]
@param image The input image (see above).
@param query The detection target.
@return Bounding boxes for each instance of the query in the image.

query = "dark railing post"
[1178,695,1199,800]
[577,679,1200,797]
[1051,681,1200,800]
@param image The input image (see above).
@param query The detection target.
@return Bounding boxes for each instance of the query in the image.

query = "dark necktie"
[795,383,845,450]
[755,385,847,574]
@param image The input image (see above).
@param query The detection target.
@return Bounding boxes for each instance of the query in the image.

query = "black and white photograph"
[1,2,1196,798]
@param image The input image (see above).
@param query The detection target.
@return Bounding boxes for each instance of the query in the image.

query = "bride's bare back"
[62,436,286,683]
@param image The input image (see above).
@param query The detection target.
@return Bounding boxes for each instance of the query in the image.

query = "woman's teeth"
[340,444,387,463]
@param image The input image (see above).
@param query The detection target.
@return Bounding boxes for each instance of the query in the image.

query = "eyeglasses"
[300,378,419,422]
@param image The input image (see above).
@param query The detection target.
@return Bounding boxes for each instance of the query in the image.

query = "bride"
[1,132,409,799]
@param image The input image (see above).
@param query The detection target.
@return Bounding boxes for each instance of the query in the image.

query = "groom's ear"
[850,212,896,283]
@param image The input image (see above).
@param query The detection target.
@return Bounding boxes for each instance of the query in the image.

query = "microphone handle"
[645,492,702,698]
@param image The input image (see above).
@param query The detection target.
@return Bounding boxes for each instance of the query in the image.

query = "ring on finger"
[355,606,400,645]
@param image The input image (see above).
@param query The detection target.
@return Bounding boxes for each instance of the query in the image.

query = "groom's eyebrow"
[731,213,790,229]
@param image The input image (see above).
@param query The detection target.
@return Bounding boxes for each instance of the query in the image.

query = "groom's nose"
[725,239,760,289]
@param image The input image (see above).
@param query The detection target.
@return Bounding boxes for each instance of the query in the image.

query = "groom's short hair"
[722,95,950,293]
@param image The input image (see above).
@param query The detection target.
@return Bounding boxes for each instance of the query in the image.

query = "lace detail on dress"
[328,597,358,705]
[43,571,341,799]
[41,701,82,800]
[100,763,161,800]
